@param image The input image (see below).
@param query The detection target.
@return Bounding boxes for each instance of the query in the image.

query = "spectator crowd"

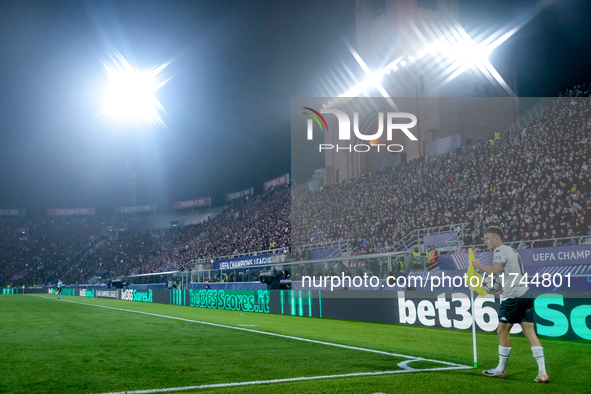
[0,188,290,286]
[292,96,591,253]
[2,90,591,286]
[81,187,290,280]
[0,216,112,286]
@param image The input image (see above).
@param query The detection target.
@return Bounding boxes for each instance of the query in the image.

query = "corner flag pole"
[471,287,478,368]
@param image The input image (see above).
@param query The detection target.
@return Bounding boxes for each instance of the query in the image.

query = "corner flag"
[467,247,486,369]
[467,248,487,297]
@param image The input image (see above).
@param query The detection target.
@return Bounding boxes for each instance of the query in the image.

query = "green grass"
[0,294,589,393]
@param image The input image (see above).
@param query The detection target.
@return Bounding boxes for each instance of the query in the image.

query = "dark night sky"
[0,0,590,215]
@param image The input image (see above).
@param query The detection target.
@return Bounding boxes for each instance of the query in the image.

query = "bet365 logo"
[303,107,417,152]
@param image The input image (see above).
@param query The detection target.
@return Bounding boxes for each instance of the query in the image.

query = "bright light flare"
[443,40,491,68]
[101,52,172,127]
[328,10,534,102]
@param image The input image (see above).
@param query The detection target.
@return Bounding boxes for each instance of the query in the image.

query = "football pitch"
[1,294,589,393]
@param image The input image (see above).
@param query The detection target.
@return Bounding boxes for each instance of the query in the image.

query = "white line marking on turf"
[38,295,471,392]
[237,324,256,327]
[48,296,468,369]
[397,359,417,371]
[96,366,470,394]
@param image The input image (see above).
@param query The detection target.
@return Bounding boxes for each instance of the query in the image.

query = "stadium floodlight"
[325,14,534,102]
[449,41,490,67]
[101,51,172,127]
[340,71,385,98]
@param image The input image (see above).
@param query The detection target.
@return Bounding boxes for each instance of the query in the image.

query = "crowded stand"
[77,187,289,281]
[292,95,591,254]
[2,91,591,287]
[0,216,113,286]
[0,187,290,286]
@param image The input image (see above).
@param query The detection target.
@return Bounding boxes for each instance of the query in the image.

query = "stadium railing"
[506,98,552,138]
[294,239,351,259]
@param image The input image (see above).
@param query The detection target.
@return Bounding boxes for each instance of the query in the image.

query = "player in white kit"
[473,226,549,383]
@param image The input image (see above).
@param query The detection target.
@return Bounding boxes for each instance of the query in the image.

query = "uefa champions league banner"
[93,289,120,299]
[47,207,95,216]
[263,174,290,191]
[226,187,254,202]
[114,204,157,214]
[173,197,211,210]
[518,244,591,266]
[213,254,272,270]
[0,208,26,216]
[440,244,591,271]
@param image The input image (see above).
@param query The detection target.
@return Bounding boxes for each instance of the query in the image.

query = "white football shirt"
[493,244,529,300]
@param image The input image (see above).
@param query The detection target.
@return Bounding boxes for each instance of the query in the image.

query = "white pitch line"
[51,297,468,369]
[97,365,471,394]
[397,359,417,371]
[39,295,471,392]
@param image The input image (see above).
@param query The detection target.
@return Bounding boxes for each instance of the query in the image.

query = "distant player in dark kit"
[473,226,549,383]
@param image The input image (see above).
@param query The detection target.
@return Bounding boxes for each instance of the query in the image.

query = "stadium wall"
[26,287,590,341]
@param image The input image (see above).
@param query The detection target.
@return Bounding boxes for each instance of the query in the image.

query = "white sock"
[531,346,547,375]
[497,346,511,372]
